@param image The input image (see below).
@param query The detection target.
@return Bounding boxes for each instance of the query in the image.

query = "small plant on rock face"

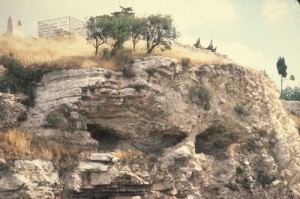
[170,61,176,67]
[181,57,190,67]
[145,67,155,76]
[0,56,56,107]
[47,112,68,129]
[121,66,136,78]
[104,71,113,79]
[257,171,274,187]
[236,166,244,174]
[189,84,212,109]
[234,103,248,116]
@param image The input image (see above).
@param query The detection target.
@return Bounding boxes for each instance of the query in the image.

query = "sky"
[0,0,299,89]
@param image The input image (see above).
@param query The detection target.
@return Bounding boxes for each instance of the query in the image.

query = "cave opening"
[195,126,239,160]
[87,124,123,152]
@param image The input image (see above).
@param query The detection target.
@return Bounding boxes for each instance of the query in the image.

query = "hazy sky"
[0,0,299,88]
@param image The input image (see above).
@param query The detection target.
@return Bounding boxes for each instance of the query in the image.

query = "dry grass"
[0,35,232,71]
[125,40,232,65]
[0,129,49,160]
[0,129,79,169]
[0,35,114,69]
[1,129,34,158]
[114,148,145,160]
[153,44,232,65]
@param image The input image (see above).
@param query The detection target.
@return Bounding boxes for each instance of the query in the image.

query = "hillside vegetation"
[0,35,231,70]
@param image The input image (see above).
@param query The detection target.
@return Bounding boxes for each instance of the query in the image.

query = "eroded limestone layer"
[1,56,299,198]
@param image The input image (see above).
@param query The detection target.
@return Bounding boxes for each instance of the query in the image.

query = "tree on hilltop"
[130,17,146,51]
[144,14,179,53]
[86,15,112,56]
[276,57,287,98]
[86,8,179,55]
[110,6,135,52]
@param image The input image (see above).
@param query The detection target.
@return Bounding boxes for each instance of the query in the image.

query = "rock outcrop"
[0,160,60,199]
[1,56,300,198]
[0,92,27,129]
[282,100,300,116]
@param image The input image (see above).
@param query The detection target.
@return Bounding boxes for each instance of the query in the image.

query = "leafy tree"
[281,86,300,101]
[86,8,179,55]
[276,57,287,98]
[144,14,179,53]
[86,15,112,56]
[110,7,134,51]
[86,7,134,56]
[130,17,146,50]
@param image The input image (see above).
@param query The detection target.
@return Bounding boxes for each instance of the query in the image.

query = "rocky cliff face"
[283,100,300,117]
[1,56,300,199]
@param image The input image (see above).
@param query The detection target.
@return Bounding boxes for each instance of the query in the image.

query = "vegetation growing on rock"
[0,56,57,106]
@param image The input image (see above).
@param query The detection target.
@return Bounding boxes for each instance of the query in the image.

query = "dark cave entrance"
[195,126,239,160]
[87,124,123,151]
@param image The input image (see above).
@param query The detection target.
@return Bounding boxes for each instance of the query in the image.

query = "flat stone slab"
[89,153,118,163]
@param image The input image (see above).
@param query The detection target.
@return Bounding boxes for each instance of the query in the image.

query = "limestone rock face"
[14,56,300,198]
[0,160,60,199]
[0,92,27,129]
[282,100,300,116]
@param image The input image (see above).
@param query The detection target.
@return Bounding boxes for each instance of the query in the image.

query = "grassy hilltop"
[0,35,230,70]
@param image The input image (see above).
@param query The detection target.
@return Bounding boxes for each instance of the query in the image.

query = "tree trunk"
[147,43,159,54]
[95,46,99,56]
[280,76,283,99]
[133,42,136,51]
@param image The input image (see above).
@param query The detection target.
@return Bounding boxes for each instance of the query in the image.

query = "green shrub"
[189,84,212,108]
[170,61,176,67]
[104,71,113,79]
[58,161,78,177]
[113,49,134,67]
[102,48,111,60]
[121,66,136,78]
[47,112,68,129]
[181,57,190,67]
[234,103,248,115]
[0,56,56,106]
[257,171,274,187]
[145,67,155,76]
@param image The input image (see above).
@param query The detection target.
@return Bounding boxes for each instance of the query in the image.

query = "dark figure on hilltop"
[206,40,217,52]
[193,38,205,50]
